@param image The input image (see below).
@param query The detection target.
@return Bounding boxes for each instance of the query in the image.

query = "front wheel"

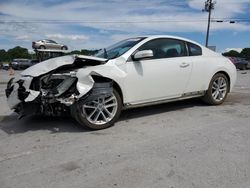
[202,73,229,105]
[73,89,122,130]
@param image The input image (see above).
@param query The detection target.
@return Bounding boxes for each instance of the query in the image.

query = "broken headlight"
[40,72,77,97]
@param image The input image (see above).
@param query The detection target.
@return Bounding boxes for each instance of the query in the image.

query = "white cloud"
[188,0,250,16]
[110,34,142,42]
[1,0,250,34]
[45,33,89,41]
[15,35,31,41]
[224,48,242,53]
[28,49,35,54]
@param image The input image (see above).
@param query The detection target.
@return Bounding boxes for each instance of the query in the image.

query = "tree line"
[222,48,250,60]
[0,46,100,63]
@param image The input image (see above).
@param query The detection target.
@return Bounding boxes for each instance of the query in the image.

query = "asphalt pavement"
[0,69,250,188]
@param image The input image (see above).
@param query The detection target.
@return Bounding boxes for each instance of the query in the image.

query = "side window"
[188,42,202,56]
[47,40,56,43]
[138,38,187,59]
[50,40,56,43]
[44,40,55,43]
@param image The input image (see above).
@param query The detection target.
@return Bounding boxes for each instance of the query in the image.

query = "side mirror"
[133,50,153,60]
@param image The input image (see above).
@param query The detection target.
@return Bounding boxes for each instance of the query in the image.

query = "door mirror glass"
[133,50,153,60]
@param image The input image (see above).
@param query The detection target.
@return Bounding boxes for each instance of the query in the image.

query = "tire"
[202,73,229,105]
[39,45,46,49]
[73,89,122,130]
[61,46,68,50]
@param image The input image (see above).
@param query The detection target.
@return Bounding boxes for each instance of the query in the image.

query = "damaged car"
[6,35,237,130]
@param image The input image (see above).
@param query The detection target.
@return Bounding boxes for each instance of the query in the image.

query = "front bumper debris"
[6,77,39,110]
[5,74,113,118]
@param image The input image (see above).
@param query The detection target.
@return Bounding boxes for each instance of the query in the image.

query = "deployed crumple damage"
[6,55,127,111]
[7,76,40,109]
[76,63,127,98]
[7,83,21,109]
[21,55,107,77]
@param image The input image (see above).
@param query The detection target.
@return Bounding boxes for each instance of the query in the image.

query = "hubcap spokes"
[211,77,227,102]
[82,94,118,125]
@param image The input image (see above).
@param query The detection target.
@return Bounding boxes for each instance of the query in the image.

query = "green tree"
[0,49,9,62]
[66,49,99,56]
[69,50,81,55]
[80,49,99,56]
[222,50,241,57]
[7,46,31,60]
[240,48,250,60]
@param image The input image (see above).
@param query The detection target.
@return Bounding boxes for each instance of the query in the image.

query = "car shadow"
[0,114,85,135]
[0,98,206,135]
[119,98,205,121]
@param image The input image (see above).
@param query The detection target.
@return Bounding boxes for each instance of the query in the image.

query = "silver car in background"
[32,39,68,50]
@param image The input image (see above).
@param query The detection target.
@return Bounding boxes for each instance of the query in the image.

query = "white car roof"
[140,35,202,46]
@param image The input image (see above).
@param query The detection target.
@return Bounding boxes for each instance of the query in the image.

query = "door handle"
[180,62,190,68]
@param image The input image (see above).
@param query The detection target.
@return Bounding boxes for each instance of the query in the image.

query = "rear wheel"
[202,73,229,105]
[73,89,122,130]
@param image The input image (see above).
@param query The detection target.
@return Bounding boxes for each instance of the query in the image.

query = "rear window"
[187,42,202,56]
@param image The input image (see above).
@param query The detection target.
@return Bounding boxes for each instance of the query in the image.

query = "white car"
[6,35,237,130]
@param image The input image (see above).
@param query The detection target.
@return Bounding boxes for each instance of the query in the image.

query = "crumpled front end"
[5,55,126,118]
[6,70,81,117]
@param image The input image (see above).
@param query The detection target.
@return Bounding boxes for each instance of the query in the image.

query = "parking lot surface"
[0,70,250,188]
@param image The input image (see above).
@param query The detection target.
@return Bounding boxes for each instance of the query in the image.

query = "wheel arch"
[91,75,124,105]
[39,45,46,49]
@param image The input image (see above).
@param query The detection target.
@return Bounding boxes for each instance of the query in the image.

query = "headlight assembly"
[40,72,77,97]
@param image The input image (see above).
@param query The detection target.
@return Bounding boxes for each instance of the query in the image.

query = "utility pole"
[203,0,215,47]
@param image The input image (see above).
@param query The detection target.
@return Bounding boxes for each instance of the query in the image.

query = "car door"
[123,38,193,104]
[50,40,60,49]
[46,40,57,49]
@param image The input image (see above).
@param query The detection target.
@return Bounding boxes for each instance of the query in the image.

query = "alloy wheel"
[82,94,118,125]
[211,76,227,102]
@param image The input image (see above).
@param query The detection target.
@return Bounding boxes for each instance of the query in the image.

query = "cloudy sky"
[1,0,250,52]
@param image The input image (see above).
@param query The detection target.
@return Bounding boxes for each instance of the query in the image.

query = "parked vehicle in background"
[1,63,9,70]
[32,39,68,50]
[30,59,39,65]
[10,59,32,70]
[229,57,250,70]
[6,35,237,130]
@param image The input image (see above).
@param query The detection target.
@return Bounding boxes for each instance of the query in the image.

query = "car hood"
[21,55,107,77]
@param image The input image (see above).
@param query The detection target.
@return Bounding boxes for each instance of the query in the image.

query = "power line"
[2,18,250,24]
[212,18,250,22]
[1,20,208,24]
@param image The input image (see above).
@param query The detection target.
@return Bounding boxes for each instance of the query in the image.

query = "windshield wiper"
[104,48,108,59]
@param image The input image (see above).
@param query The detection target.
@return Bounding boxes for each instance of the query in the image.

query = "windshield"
[95,37,146,59]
